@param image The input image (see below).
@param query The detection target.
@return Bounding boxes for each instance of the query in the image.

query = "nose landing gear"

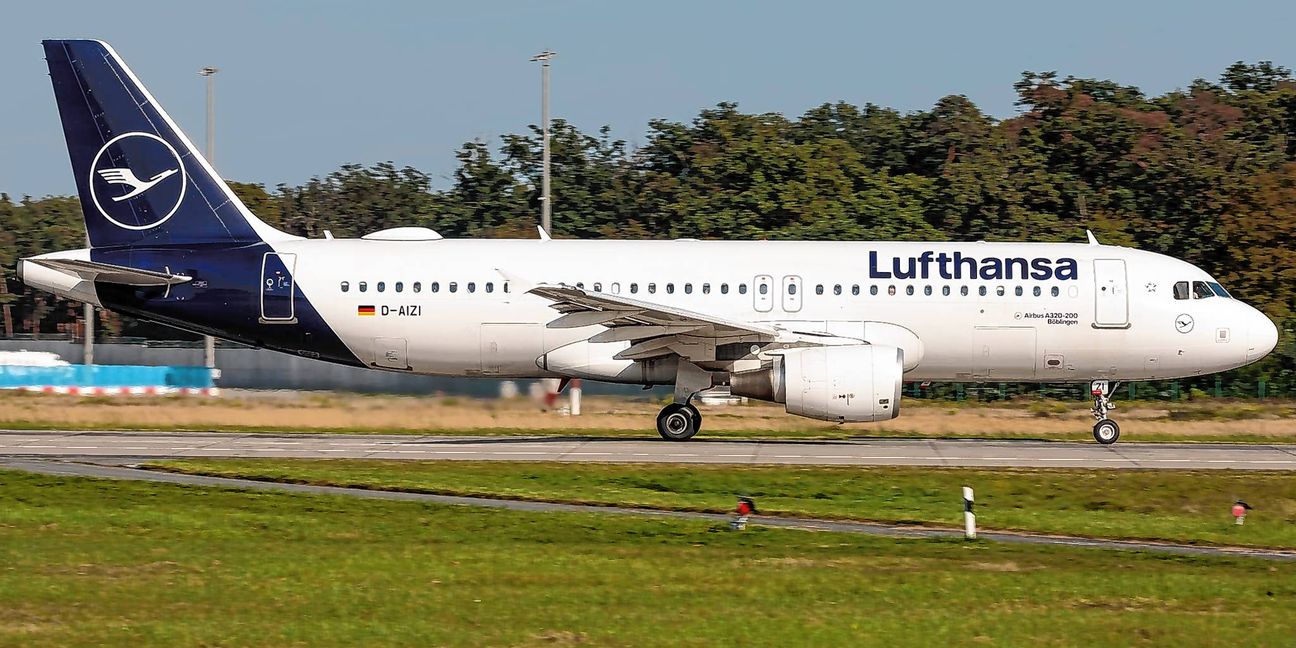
[1090,380,1120,445]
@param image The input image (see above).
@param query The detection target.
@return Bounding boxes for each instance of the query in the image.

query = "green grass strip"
[2,468,1295,646]
[147,459,1296,550]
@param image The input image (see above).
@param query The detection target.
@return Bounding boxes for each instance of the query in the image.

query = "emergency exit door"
[781,275,803,312]
[260,252,297,323]
[753,275,774,312]
[1093,259,1129,328]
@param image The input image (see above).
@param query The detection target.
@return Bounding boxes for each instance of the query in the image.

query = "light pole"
[199,66,218,372]
[530,50,556,236]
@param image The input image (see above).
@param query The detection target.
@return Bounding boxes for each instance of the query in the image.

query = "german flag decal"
[357,305,376,316]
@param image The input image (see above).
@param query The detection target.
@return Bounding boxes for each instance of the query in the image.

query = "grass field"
[149,460,1296,550]
[1,469,1295,647]
[6,390,1296,443]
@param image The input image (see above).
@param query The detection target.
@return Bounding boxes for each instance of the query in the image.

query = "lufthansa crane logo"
[89,132,187,230]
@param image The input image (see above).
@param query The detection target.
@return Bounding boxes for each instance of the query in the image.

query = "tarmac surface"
[3,429,1296,469]
[4,458,1294,561]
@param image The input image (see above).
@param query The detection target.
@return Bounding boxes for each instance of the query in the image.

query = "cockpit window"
[1192,281,1215,299]
[1207,282,1231,298]
[1173,281,1189,300]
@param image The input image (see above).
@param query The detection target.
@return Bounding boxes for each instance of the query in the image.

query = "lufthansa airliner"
[19,40,1279,444]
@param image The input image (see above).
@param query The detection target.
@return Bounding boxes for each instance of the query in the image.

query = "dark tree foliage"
[7,62,1296,390]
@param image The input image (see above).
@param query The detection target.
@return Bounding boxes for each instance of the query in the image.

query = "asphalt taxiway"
[3,430,1296,469]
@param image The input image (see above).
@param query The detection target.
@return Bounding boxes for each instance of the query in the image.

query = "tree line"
[4,61,1296,392]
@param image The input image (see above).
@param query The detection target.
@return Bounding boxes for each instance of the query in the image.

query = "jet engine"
[729,345,903,422]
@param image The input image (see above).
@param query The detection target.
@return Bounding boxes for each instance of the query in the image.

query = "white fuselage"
[269,238,1276,384]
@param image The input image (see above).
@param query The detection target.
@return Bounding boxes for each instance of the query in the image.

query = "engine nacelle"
[730,345,903,422]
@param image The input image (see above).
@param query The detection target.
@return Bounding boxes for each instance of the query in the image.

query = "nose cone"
[1246,307,1279,363]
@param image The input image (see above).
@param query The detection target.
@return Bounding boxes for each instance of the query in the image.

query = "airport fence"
[909,376,1283,402]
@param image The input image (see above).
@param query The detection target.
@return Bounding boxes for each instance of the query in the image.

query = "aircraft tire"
[1092,419,1120,445]
[657,403,699,441]
[685,403,703,433]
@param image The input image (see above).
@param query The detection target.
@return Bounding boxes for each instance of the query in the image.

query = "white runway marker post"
[963,486,976,540]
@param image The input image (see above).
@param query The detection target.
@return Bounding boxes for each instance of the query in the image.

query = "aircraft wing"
[504,272,780,361]
[25,258,193,286]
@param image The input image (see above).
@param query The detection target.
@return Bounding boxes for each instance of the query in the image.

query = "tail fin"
[42,40,295,248]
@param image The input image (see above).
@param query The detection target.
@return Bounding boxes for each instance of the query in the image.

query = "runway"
[3,429,1296,469]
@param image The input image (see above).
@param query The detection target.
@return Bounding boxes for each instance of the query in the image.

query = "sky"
[2,0,1294,198]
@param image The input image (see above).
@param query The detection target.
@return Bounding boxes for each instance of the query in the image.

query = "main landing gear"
[656,402,702,441]
[1090,380,1120,445]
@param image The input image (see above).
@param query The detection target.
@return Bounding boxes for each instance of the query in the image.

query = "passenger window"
[942,286,950,296]
[340,281,350,293]
[888,285,896,296]
[611,282,621,294]
[996,286,1005,296]
[788,284,797,296]
[758,284,768,295]
[667,283,675,294]
[413,282,421,293]
[834,284,842,296]
[1173,281,1190,300]
[377,281,386,292]
[1051,286,1059,297]
[359,281,368,293]
[905,285,914,296]
[870,285,878,296]
[485,282,494,293]
[852,285,860,296]
[979,286,987,296]
[1192,281,1214,299]
[449,282,458,293]
[961,286,969,296]
[815,284,824,295]
[467,282,476,293]
[504,282,510,293]
[720,283,729,294]
[1032,286,1040,297]
[702,283,711,295]
[395,281,404,293]
[593,282,602,292]
[739,284,748,295]
[576,282,584,289]
[631,283,639,294]
[431,282,439,293]
[648,283,657,294]
[923,285,932,296]
[1014,286,1023,296]
[684,283,692,294]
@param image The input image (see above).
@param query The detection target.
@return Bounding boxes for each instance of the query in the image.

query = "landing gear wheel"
[657,403,699,441]
[1093,419,1120,445]
[686,403,703,433]
[1089,380,1120,445]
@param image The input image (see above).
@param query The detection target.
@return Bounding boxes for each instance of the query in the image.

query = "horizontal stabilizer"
[25,258,192,286]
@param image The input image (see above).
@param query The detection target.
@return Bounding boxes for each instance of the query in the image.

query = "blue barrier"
[0,365,214,389]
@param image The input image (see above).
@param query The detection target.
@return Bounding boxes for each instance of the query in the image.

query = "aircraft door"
[781,275,803,312]
[754,275,774,312]
[373,337,409,370]
[260,253,297,323]
[973,327,1037,379]
[1093,259,1129,328]
[480,323,544,375]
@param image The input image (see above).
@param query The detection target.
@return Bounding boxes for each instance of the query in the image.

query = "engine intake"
[730,345,903,422]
